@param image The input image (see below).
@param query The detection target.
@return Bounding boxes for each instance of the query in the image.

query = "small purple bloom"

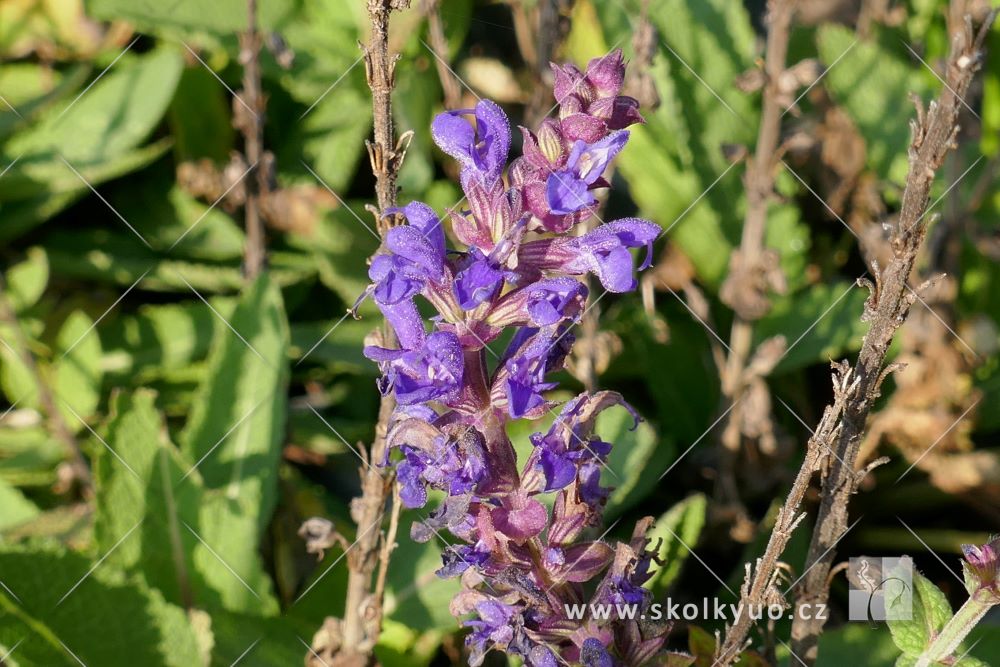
[364,331,464,405]
[465,600,518,665]
[962,536,1000,593]
[545,131,628,215]
[432,99,511,184]
[569,218,659,292]
[454,247,505,310]
[387,200,446,258]
[497,327,575,419]
[438,541,491,578]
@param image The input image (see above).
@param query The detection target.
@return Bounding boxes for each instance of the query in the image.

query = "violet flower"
[360,49,675,666]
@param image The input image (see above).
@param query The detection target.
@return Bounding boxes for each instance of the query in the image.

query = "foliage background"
[0,0,998,665]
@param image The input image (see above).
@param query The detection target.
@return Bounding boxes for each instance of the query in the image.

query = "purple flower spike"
[364,331,464,405]
[545,131,629,215]
[358,52,673,665]
[432,99,511,184]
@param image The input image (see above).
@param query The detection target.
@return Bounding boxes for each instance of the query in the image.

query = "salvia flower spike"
[360,50,671,666]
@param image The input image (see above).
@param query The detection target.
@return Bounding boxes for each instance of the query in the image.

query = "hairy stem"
[915,592,995,667]
[789,13,995,664]
[335,1,411,661]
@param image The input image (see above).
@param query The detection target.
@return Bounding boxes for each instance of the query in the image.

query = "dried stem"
[0,274,91,493]
[331,1,411,662]
[788,13,994,664]
[237,0,267,279]
[718,0,796,507]
[421,0,462,109]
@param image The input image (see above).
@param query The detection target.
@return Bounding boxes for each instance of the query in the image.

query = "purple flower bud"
[962,536,1000,593]
[581,638,615,667]
[545,131,629,215]
[585,50,627,98]
[551,62,591,106]
[589,96,644,130]
[364,331,464,405]
[432,99,511,184]
[491,491,548,541]
[528,645,559,667]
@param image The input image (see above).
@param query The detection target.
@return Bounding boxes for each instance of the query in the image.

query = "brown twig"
[421,0,462,109]
[328,2,411,663]
[236,0,268,280]
[787,13,995,664]
[0,274,91,493]
[717,0,796,515]
[518,0,574,125]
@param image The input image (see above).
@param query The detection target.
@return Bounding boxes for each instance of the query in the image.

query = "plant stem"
[334,1,410,662]
[718,0,796,505]
[238,0,266,279]
[789,13,995,664]
[915,592,995,667]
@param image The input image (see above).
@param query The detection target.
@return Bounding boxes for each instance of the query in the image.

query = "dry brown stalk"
[421,0,462,109]
[719,8,994,665]
[717,0,796,518]
[788,12,995,664]
[329,2,412,664]
[236,0,267,279]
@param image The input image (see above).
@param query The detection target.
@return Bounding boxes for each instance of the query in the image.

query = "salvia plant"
[357,51,675,666]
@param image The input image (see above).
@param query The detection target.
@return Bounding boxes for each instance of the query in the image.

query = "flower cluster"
[360,51,668,666]
[962,535,1000,601]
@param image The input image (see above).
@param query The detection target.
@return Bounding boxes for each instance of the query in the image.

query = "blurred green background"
[0,0,998,665]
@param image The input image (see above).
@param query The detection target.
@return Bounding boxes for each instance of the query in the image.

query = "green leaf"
[646,494,708,592]
[0,477,39,531]
[2,48,184,188]
[95,389,279,615]
[0,139,172,244]
[817,25,928,183]
[168,66,236,164]
[607,0,757,286]
[888,569,954,656]
[0,543,203,667]
[599,405,675,519]
[0,64,87,140]
[54,311,103,428]
[101,299,235,382]
[180,273,290,531]
[755,281,869,374]
[4,247,49,313]
[0,48,182,241]
[85,0,299,33]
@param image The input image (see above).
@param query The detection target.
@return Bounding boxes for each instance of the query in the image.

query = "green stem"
[915,592,995,667]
